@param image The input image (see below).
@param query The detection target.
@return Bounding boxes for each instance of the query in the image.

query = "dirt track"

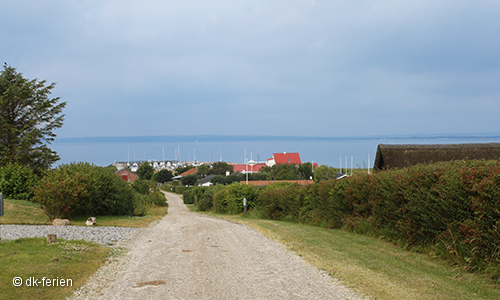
[71,192,364,299]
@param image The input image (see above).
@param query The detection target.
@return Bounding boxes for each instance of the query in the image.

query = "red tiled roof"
[232,164,266,173]
[240,180,314,186]
[273,152,301,165]
[180,168,197,176]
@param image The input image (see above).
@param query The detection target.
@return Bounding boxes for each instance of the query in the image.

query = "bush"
[32,162,136,220]
[213,183,258,214]
[183,185,226,211]
[31,169,88,220]
[0,163,38,200]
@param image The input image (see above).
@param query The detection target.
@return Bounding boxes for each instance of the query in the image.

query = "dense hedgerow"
[255,159,500,276]
[132,179,167,216]
[213,183,259,214]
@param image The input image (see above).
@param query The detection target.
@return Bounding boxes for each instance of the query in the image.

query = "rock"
[53,219,70,226]
[86,217,96,226]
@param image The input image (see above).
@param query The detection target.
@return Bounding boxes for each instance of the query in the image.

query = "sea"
[50,134,500,169]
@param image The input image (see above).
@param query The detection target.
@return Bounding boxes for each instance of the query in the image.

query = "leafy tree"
[180,174,198,186]
[313,165,336,182]
[152,169,173,183]
[137,161,155,180]
[195,164,210,177]
[261,163,300,180]
[0,65,66,175]
[298,162,314,180]
[209,162,234,175]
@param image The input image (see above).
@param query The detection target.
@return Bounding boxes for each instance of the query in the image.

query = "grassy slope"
[0,238,112,300]
[1,198,167,228]
[188,206,500,300]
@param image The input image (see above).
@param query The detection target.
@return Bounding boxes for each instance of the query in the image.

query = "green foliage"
[183,185,225,211]
[31,168,88,220]
[137,162,155,180]
[152,169,173,183]
[195,164,210,177]
[213,182,258,214]
[0,163,38,200]
[132,180,167,216]
[261,163,301,180]
[253,159,500,277]
[210,172,267,185]
[180,174,198,186]
[313,165,337,182]
[160,183,188,194]
[0,65,66,175]
[31,162,136,220]
[208,161,233,175]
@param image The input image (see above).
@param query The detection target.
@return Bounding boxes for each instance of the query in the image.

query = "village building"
[374,143,500,171]
[115,169,138,182]
[266,152,302,167]
[231,163,267,174]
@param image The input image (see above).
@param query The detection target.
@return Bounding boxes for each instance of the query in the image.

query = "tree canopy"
[0,65,66,175]
[137,161,155,180]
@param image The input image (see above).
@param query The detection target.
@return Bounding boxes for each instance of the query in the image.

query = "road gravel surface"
[71,191,365,299]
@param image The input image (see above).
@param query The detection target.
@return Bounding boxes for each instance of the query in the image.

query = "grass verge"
[2,199,167,228]
[189,206,500,300]
[0,238,112,300]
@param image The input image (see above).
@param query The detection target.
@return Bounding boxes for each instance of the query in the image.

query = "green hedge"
[254,159,500,277]
[213,183,259,214]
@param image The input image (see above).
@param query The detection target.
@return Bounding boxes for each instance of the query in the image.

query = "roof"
[374,143,500,171]
[273,152,302,165]
[241,180,314,186]
[180,168,198,176]
[198,175,215,185]
[231,163,267,173]
[115,169,136,174]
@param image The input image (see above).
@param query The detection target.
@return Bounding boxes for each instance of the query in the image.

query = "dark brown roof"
[374,143,500,171]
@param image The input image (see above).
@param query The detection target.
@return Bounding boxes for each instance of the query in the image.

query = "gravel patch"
[0,224,140,246]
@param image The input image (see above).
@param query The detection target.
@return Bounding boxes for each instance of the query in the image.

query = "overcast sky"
[2,0,500,138]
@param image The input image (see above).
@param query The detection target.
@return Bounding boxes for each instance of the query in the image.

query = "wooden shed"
[374,143,500,171]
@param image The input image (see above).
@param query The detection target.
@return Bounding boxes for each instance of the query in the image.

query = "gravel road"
[71,192,365,300]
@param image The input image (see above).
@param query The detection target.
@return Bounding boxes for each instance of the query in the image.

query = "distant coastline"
[54,133,500,144]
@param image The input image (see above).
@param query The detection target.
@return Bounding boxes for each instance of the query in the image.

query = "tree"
[180,174,198,186]
[195,164,210,177]
[137,162,155,180]
[209,162,234,176]
[152,169,173,183]
[313,165,336,182]
[0,65,66,175]
[298,162,313,180]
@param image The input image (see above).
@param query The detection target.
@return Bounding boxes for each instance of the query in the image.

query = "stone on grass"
[53,219,70,226]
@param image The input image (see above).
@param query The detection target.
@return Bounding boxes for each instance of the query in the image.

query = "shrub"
[32,162,136,219]
[31,169,88,220]
[0,163,38,200]
[213,183,258,214]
